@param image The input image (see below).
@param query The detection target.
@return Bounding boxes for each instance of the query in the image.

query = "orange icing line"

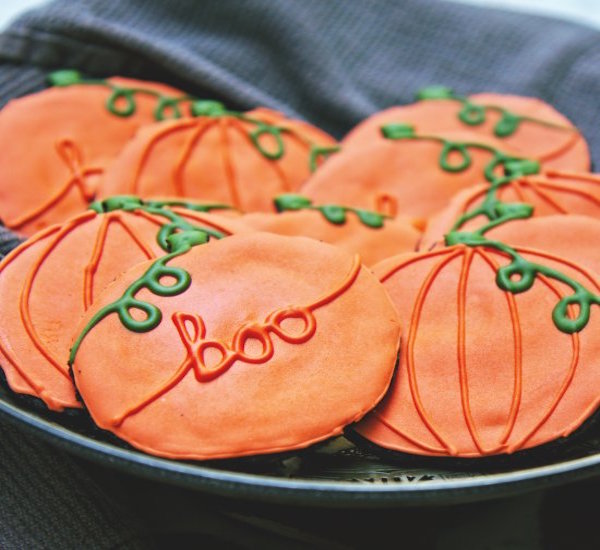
[171,119,216,196]
[227,118,292,193]
[527,178,600,210]
[132,206,235,237]
[379,245,458,283]
[509,273,580,452]
[526,179,569,213]
[219,118,241,208]
[374,194,399,218]
[19,211,97,380]
[83,213,156,310]
[511,178,527,203]
[545,170,600,186]
[536,128,582,163]
[370,411,447,454]
[476,248,522,450]
[7,140,102,230]
[110,255,362,426]
[514,246,600,292]
[83,214,111,310]
[457,177,600,222]
[456,247,489,454]
[0,224,67,395]
[131,119,198,194]
[405,248,464,455]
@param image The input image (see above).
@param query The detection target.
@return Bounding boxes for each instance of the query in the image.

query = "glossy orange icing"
[98,110,336,212]
[354,242,600,458]
[421,171,600,250]
[0,77,186,235]
[112,255,361,426]
[0,208,245,410]
[240,209,420,266]
[486,215,600,276]
[342,93,590,171]
[301,130,524,226]
[72,233,401,460]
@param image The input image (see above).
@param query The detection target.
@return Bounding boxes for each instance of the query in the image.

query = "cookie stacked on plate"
[0,73,599,463]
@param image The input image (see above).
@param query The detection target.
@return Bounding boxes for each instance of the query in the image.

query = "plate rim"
[3,395,600,507]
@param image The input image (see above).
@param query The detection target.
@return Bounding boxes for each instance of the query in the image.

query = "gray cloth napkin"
[0,0,599,547]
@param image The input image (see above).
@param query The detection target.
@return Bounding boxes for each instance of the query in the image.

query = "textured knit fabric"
[1,0,600,547]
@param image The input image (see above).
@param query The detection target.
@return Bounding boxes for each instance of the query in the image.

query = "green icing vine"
[308,145,341,172]
[381,123,540,184]
[379,118,596,333]
[274,194,386,228]
[49,69,195,121]
[48,70,334,165]
[416,85,574,138]
[442,169,599,334]
[69,196,226,364]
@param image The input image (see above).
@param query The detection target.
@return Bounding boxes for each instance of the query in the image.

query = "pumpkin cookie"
[70,233,401,460]
[98,102,337,212]
[0,70,194,235]
[241,195,420,266]
[343,87,589,171]
[421,171,600,250]
[0,197,245,411]
[354,182,600,460]
[302,126,539,227]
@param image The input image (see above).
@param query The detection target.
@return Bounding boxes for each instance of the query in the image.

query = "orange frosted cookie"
[421,171,600,250]
[0,70,194,235]
[354,174,600,460]
[70,233,401,460]
[98,102,337,212]
[241,195,420,266]
[302,125,539,227]
[343,87,589,171]
[355,241,600,459]
[0,196,245,411]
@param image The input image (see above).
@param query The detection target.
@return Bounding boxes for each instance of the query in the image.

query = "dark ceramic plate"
[3,382,600,508]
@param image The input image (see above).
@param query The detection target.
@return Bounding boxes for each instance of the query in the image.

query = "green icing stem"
[69,196,226,364]
[416,85,575,138]
[274,194,387,228]
[47,70,332,165]
[381,123,540,184]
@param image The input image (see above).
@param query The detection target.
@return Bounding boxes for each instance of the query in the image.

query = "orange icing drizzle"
[374,193,399,217]
[535,128,583,164]
[129,116,303,208]
[7,140,102,230]
[83,213,155,309]
[376,244,597,456]
[110,254,362,427]
[458,174,600,220]
[0,209,180,406]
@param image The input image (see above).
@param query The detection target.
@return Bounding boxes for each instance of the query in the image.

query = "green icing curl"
[274,194,386,228]
[416,85,574,138]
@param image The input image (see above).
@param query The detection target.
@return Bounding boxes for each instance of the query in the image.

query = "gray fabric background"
[0,0,600,547]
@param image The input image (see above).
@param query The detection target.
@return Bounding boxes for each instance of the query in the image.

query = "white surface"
[0,0,599,30]
[0,0,47,29]
[450,0,600,29]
